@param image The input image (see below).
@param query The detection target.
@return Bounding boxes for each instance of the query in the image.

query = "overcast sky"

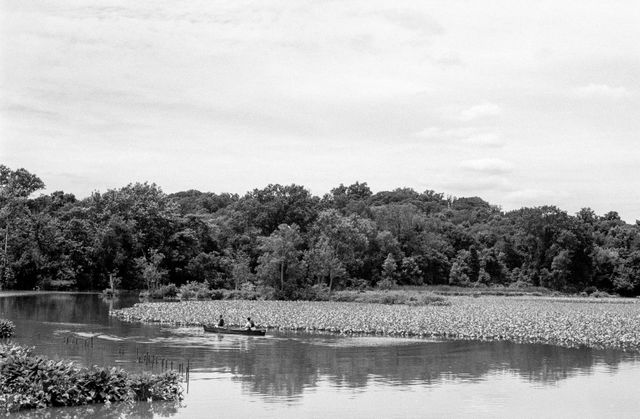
[1,0,639,221]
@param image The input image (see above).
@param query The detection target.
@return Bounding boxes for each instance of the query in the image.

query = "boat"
[203,324,266,336]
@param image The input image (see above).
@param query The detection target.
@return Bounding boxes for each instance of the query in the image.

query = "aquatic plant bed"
[0,344,182,413]
[111,297,640,352]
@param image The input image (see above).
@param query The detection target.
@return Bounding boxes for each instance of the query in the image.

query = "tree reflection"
[197,336,635,401]
[6,401,180,419]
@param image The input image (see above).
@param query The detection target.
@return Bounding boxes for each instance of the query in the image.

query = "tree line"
[1,165,639,297]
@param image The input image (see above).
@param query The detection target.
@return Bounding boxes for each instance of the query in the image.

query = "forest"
[1,165,639,297]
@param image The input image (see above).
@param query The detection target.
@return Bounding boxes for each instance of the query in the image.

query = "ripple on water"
[308,336,437,348]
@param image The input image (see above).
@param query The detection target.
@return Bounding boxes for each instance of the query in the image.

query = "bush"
[179,282,212,300]
[148,284,179,300]
[377,278,395,291]
[330,290,449,306]
[220,284,275,301]
[0,320,15,339]
[591,290,612,298]
[347,278,369,291]
[307,284,331,301]
[0,344,182,413]
[210,289,225,300]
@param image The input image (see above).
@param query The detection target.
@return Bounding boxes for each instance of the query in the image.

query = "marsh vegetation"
[113,296,640,351]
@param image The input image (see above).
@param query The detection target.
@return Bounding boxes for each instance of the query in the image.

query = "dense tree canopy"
[1,165,639,296]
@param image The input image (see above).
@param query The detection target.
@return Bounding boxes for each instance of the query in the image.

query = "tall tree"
[305,236,346,292]
[0,166,45,287]
[237,184,319,234]
[256,224,306,297]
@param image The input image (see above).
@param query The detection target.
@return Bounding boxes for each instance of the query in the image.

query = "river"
[1,292,639,418]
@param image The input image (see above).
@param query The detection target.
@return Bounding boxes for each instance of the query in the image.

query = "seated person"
[217,315,225,327]
[245,317,255,330]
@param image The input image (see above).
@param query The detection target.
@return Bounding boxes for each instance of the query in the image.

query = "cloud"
[462,133,504,147]
[502,188,570,209]
[415,126,473,139]
[573,84,631,99]
[459,158,513,174]
[441,175,512,193]
[415,127,504,147]
[505,188,561,201]
[459,102,502,121]
[370,8,444,37]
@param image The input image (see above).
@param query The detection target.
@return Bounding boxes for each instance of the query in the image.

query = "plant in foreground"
[0,319,15,338]
[0,344,183,413]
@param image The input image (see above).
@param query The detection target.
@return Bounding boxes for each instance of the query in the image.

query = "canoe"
[203,325,266,336]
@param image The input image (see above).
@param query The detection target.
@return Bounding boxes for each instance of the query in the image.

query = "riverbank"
[111,296,640,352]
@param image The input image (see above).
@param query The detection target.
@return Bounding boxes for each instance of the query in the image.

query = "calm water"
[1,293,640,418]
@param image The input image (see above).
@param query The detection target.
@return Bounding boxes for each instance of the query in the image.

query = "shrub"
[0,320,15,338]
[210,289,225,300]
[254,285,276,300]
[330,290,449,306]
[148,284,179,300]
[179,282,212,300]
[0,344,182,413]
[377,278,395,291]
[347,278,369,291]
[221,289,257,300]
[308,284,331,301]
[224,284,274,301]
[591,290,612,298]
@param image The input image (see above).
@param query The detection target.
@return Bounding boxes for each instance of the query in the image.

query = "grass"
[111,296,640,352]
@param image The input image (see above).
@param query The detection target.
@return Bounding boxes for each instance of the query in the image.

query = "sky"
[1,0,639,221]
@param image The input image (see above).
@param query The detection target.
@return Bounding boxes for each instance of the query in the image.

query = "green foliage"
[0,319,15,338]
[256,224,307,298]
[186,251,231,289]
[0,344,182,413]
[179,281,212,300]
[129,371,182,402]
[331,290,448,306]
[381,253,397,282]
[3,164,640,297]
[305,237,346,291]
[448,252,470,286]
[147,283,178,299]
[230,251,254,290]
[135,249,167,291]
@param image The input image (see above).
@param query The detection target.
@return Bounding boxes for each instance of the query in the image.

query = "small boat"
[203,324,266,336]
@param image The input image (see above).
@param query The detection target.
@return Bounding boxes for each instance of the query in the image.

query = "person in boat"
[245,317,255,330]
[217,315,225,328]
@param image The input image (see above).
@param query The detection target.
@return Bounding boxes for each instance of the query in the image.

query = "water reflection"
[1,293,638,410]
[5,400,180,419]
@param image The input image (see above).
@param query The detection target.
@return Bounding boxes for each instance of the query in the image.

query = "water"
[2,293,639,418]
